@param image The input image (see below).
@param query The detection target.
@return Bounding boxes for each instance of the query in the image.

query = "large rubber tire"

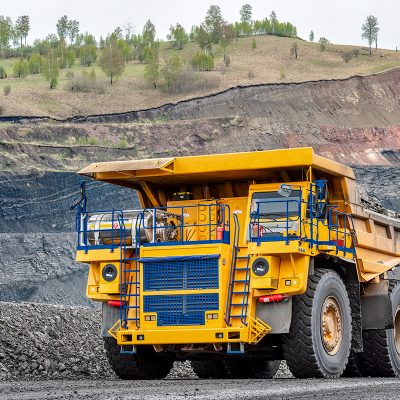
[103,337,173,379]
[357,282,400,377]
[223,358,281,379]
[342,350,362,377]
[190,360,228,379]
[282,268,352,378]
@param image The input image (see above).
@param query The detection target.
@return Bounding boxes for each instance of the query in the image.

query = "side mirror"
[278,184,292,198]
[315,181,327,200]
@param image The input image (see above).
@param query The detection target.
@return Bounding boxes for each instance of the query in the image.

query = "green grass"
[0,36,400,118]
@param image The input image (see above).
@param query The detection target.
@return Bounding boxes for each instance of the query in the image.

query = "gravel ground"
[1,378,400,400]
[0,301,291,382]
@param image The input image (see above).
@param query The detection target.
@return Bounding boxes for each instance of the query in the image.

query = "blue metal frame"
[249,198,302,246]
[75,202,231,251]
[248,181,356,255]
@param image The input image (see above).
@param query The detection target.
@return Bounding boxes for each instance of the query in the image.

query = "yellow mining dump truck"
[74,148,400,379]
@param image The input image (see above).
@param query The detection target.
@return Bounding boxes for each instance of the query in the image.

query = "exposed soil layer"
[1,69,400,171]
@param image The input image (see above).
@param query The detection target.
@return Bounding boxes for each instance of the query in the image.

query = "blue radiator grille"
[144,294,219,326]
[143,257,219,291]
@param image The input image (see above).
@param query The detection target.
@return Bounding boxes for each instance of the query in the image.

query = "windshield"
[252,190,301,218]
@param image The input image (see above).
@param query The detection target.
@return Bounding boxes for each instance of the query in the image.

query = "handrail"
[76,203,231,249]
[249,198,302,245]
[225,212,240,326]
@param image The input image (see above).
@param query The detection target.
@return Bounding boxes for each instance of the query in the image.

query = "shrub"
[191,52,214,72]
[87,137,98,145]
[0,66,7,79]
[252,38,257,49]
[341,52,353,63]
[224,55,231,67]
[118,138,128,148]
[89,69,96,80]
[28,53,44,74]
[3,85,11,96]
[352,48,360,57]
[319,37,330,52]
[164,70,219,94]
[13,59,29,78]
[280,67,286,79]
[161,55,183,89]
[66,72,105,93]
[0,105,4,115]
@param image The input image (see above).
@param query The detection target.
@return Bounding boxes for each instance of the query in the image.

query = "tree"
[0,16,12,57]
[144,50,160,88]
[309,30,314,42]
[99,39,125,84]
[142,20,156,45]
[290,42,298,59]
[161,55,182,89]
[240,4,252,34]
[319,37,329,52]
[57,15,69,68]
[43,49,60,88]
[220,23,234,60]
[68,20,79,45]
[204,5,224,45]
[168,23,188,50]
[362,15,379,55]
[270,10,277,34]
[15,16,29,48]
[56,15,69,41]
[194,24,212,53]
[79,44,97,66]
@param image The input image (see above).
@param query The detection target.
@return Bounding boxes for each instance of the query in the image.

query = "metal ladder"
[225,213,251,327]
[119,213,142,331]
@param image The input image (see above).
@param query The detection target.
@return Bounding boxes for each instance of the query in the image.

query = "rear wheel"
[190,360,228,379]
[358,282,400,377]
[223,358,280,379]
[282,268,352,378]
[103,337,173,379]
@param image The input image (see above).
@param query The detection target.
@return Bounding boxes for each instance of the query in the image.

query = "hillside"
[0,35,400,118]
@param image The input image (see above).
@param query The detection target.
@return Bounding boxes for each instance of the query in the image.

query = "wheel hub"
[321,296,342,355]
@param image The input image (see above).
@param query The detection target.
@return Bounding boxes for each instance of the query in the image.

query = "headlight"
[252,257,269,276]
[102,264,118,282]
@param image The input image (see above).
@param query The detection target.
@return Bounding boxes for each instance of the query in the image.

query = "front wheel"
[282,268,352,378]
[190,360,228,379]
[223,358,281,379]
[103,337,173,379]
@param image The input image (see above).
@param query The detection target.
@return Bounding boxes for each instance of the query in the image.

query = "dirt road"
[1,378,400,400]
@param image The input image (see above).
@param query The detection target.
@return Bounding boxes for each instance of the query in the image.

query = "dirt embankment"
[1,69,400,171]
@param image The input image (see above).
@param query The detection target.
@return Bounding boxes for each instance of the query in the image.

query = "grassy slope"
[0,35,399,118]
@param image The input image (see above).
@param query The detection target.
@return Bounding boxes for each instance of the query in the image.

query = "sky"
[1,0,399,50]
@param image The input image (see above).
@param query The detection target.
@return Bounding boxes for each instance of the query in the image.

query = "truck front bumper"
[116,327,248,345]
